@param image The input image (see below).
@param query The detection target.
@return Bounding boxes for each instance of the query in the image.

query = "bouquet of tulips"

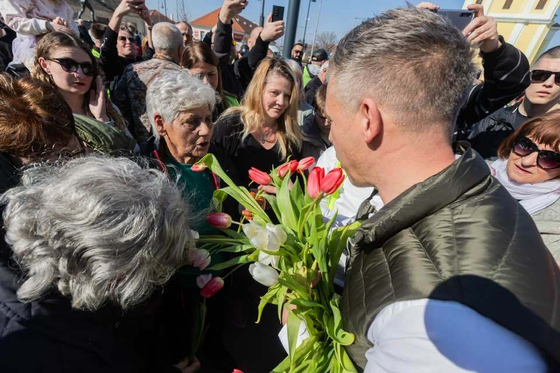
[193,154,360,373]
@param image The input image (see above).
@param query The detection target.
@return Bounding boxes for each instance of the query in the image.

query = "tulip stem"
[298,198,321,240]
[222,263,245,280]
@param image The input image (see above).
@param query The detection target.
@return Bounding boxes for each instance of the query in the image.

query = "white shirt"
[365,299,547,372]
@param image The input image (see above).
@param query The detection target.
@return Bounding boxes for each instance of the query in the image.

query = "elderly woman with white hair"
[145,68,238,233]
[0,156,200,373]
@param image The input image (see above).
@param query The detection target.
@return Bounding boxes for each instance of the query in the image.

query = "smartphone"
[434,9,474,31]
[272,5,285,22]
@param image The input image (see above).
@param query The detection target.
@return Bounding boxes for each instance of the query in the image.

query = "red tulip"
[297,157,315,172]
[232,370,245,373]
[248,167,272,185]
[307,167,325,199]
[206,212,232,229]
[321,168,344,195]
[277,160,299,178]
[200,276,224,298]
[191,163,207,172]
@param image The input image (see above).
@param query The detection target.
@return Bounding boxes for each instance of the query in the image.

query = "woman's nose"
[520,151,539,167]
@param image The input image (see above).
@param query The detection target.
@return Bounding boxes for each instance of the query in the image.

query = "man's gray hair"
[152,22,183,54]
[1,156,194,311]
[330,7,476,135]
[286,59,303,91]
[146,69,216,147]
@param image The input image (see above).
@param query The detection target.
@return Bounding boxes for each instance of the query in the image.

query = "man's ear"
[154,113,167,138]
[359,98,382,145]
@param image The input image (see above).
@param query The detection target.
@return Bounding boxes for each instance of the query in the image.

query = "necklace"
[259,127,277,144]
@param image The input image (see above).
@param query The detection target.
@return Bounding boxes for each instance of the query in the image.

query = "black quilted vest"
[342,147,560,369]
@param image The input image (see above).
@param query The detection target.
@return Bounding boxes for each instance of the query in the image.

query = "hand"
[416,2,439,10]
[77,19,85,27]
[260,13,284,42]
[137,3,151,26]
[89,76,110,122]
[48,17,72,33]
[115,0,144,18]
[174,356,201,373]
[219,0,248,24]
[463,4,501,53]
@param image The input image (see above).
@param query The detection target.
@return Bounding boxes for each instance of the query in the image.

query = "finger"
[266,12,272,23]
[462,16,485,36]
[467,23,491,43]
[467,3,484,17]
[470,30,496,46]
[416,2,439,10]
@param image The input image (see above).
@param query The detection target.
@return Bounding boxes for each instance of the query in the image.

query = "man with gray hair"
[113,21,184,143]
[329,7,560,371]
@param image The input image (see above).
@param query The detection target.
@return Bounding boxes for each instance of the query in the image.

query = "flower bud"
[307,167,325,199]
[249,262,279,287]
[200,276,225,298]
[206,212,232,229]
[191,163,207,172]
[297,157,315,171]
[189,248,211,270]
[320,168,344,195]
[196,274,212,289]
[248,167,272,185]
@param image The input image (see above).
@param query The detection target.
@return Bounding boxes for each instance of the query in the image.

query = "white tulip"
[249,262,279,287]
[258,251,280,269]
[242,221,288,252]
[196,274,212,289]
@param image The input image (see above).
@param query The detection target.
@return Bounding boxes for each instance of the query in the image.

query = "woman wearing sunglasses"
[490,110,560,261]
[32,32,131,139]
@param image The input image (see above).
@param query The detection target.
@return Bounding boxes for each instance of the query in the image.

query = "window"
[536,0,548,9]
[503,0,513,9]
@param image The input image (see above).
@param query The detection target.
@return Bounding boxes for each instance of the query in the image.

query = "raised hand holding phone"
[261,12,284,42]
[463,3,501,53]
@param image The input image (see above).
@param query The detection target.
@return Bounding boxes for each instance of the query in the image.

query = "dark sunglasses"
[118,36,136,44]
[530,69,560,86]
[47,58,94,76]
[512,136,560,170]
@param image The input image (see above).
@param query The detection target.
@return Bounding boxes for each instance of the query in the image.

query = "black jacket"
[467,101,522,158]
[456,37,530,137]
[213,19,269,99]
[304,75,322,106]
[0,251,182,373]
[342,146,560,370]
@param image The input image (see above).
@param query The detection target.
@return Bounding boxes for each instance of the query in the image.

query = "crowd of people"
[0,0,559,371]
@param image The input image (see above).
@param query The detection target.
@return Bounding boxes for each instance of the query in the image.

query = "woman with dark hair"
[491,110,560,261]
[181,40,238,118]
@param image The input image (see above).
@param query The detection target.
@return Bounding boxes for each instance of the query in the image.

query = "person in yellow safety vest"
[88,23,106,60]
[303,48,328,88]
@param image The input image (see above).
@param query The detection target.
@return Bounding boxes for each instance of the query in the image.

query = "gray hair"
[330,7,476,136]
[146,69,216,147]
[285,59,304,97]
[152,22,183,54]
[1,156,194,311]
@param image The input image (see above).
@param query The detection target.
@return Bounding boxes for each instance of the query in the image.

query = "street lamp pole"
[309,0,322,58]
[302,0,312,45]
[259,0,266,27]
[282,0,302,59]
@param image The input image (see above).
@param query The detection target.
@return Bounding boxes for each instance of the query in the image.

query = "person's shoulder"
[214,110,243,135]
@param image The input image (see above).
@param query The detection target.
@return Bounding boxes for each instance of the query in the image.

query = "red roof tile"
[191,8,258,34]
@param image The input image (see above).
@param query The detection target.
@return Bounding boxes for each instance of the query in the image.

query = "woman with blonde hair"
[212,57,304,187]
[32,32,130,136]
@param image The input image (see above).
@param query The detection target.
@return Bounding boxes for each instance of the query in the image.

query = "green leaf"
[256,284,280,323]
[207,254,251,271]
[277,171,298,231]
[287,311,302,369]
[277,286,288,322]
[219,244,254,253]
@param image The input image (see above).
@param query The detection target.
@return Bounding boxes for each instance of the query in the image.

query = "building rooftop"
[191,8,258,34]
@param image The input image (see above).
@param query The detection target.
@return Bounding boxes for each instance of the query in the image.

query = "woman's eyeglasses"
[118,36,136,44]
[46,58,94,76]
[512,136,560,170]
[530,69,560,86]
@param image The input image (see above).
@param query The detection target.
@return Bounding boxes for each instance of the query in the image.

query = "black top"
[211,112,302,188]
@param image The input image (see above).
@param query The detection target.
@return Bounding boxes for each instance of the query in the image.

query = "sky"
[145,0,560,52]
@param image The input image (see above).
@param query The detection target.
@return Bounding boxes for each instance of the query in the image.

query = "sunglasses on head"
[512,136,560,170]
[47,57,94,76]
[118,36,136,44]
[530,69,560,86]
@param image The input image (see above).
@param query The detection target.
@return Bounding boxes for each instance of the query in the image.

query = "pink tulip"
[307,167,325,199]
[248,167,272,185]
[200,276,224,298]
[277,160,299,178]
[297,157,315,172]
[190,248,211,270]
[206,212,232,229]
[321,168,344,195]
[196,274,212,289]
[191,163,207,172]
